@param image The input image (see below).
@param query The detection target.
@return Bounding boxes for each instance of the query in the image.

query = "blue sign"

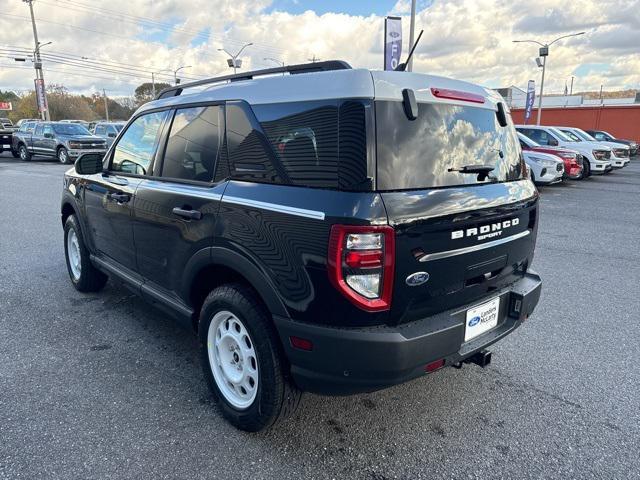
[524,80,535,123]
[384,17,402,71]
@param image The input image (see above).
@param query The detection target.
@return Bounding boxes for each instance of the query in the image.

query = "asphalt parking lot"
[1,152,639,479]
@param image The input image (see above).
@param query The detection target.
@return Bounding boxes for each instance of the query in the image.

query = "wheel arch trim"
[181,246,290,320]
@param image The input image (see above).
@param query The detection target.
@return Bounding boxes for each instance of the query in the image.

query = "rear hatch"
[372,73,538,325]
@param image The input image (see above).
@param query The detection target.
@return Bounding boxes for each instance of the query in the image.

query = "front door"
[31,123,45,155]
[83,110,169,270]
[41,124,57,157]
[133,105,226,296]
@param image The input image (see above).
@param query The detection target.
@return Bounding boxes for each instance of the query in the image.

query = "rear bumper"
[275,271,542,395]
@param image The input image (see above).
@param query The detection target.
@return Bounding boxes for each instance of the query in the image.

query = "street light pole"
[24,0,50,120]
[218,43,253,74]
[513,32,585,125]
[173,65,192,85]
[537,53,547,125]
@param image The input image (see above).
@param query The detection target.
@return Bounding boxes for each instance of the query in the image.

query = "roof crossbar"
[156,60,352,99]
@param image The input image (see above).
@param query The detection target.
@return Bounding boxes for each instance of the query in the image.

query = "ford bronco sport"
[61,61,542,431]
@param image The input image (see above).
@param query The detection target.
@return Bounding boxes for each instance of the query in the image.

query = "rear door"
[83,110,169,269]
[374,94,537,325]
[132,104,226,297]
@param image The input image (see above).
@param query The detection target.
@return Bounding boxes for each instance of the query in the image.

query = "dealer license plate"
[464,297,500,342]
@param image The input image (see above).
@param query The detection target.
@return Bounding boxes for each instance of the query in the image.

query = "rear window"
[376,101,523,190]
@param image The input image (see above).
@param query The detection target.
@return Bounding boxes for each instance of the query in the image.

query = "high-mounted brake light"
[328,225,395,312]
[431,87,485,104]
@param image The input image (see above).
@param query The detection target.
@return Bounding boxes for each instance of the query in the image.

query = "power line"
[45,0,286,57]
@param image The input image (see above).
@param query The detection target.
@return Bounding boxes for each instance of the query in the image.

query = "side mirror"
[75,152,104,175]
[44,132,53,139]
[548,138,559,146]
[108,132,116,138]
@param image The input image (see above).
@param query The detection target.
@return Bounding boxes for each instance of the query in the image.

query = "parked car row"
[516,124,636,185]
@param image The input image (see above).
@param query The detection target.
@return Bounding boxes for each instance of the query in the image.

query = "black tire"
[198,284,301,432]
[582,159,591,178]
[18,144,31,161]
[11,147,19,158]
[63,215,108,292]
[58,146,71,164]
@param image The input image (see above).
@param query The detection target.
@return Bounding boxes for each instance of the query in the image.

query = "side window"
[95,125,106,135]
[254,100,368,189]
[226,102,282,183]
[107,126,118,137]
[161,105,223,182]
[34,124,44,136]
[594,132,605,141]
[256,100,338,187]
[529,129,547,145]
[43,125,53,137]
[111,111,167,175]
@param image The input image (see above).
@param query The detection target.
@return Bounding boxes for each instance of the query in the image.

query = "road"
[1,153,639,479]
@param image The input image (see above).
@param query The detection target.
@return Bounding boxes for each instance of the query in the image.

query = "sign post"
[384,17,402,71]
[524,80,535,124]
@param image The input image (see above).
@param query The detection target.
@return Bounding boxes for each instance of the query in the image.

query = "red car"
[518,132,584,179]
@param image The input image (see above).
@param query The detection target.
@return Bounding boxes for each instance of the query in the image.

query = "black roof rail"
[156,60,352,100]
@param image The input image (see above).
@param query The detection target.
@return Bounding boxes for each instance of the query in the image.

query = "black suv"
[61,61,542,431]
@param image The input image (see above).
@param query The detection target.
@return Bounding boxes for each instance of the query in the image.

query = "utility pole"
[151,72,156,98]
[103,89,109,121]
[407,0,417,72]
[24,0,49,120]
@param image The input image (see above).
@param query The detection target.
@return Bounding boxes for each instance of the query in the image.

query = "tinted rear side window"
[376,101,523,190]
[161,106,223,182]
[226,102,283,183]
[254,100,368,189]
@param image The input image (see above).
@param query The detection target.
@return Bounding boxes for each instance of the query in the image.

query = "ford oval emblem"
[405,271,429,286]
[468,316,481,327]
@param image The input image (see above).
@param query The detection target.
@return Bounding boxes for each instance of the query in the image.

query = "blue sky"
[266,0,399,16]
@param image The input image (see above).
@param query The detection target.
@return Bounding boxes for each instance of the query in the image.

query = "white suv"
[522,150,564,185]
[557,127,630,168]
[516,125,612,176]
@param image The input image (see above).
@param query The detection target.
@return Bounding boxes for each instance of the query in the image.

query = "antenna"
[395,29,424,72]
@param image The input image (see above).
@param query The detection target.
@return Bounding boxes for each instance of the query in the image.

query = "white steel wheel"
[207,310,259,410]
[66,227,82,281]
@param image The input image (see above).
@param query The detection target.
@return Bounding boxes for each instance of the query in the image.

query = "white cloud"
[0,0,638,98]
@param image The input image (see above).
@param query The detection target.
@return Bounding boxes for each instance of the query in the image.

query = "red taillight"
[328,225,395,312]
[431,87,485,104]
[345,250,383,269]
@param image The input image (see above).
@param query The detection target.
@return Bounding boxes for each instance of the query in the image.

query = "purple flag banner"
[524,80,535,123]
[384,17,402,71]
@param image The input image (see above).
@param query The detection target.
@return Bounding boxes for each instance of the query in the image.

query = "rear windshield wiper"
[447,164,495,182]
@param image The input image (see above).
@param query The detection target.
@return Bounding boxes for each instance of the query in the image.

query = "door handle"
[172,207,202,220]
[108,192,130,203]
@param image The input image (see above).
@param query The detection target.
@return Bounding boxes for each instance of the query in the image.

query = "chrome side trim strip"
[222,195,325,220]
[419,230,531,262]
